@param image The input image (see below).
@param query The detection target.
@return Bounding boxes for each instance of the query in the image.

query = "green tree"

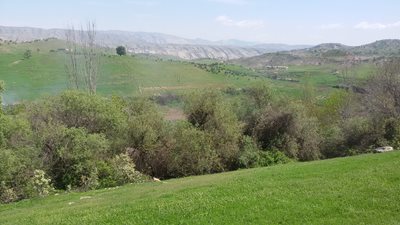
[39,125,109,189]
[23,50,32,59]
[167,122,218,177]
[252,103,321,161]
[123,98,167,175]
[116,46,127,56]
[185,91,242,170]
[29,91,126,140]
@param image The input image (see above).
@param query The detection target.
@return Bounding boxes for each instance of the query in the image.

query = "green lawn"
[1,151,399,224]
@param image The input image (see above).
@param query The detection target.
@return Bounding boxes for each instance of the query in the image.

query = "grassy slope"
[0,40,265,103]
[1,151,399,225]
[0,40,375,103]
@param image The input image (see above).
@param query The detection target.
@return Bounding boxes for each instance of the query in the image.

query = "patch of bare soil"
[164,108,186,121]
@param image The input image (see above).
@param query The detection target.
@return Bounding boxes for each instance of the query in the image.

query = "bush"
[0,115,33,149]
[78,165,100,191]
[167,122,219,177]
[0,146,40,200]
[0,182,17,203]
[28,91,126,139]
[341,116,376,150]
[238,136,261,168]
[382,119,400,148]
[123,98,167,174]
[38,125,109,189]
[23,49,32,59]
[29,170,53,197]
[0,148,19,183]
[184,91,242,170]
[111,153,146,185]
[258,150,291,167]
[252,103,321,161]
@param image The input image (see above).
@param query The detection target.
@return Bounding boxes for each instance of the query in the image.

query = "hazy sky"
[1,0,399,45]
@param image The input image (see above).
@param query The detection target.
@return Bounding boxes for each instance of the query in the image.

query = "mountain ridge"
[233,39,400,68]
[0,25,311,60]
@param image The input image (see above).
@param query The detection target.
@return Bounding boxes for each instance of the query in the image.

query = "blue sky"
[1,0,399,45]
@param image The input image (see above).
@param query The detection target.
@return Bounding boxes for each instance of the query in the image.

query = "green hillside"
[1,151,399,225]
[0,39,375,103]
[0,39,265,103]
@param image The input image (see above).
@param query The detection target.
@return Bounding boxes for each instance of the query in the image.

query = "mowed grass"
[1,151,399,225]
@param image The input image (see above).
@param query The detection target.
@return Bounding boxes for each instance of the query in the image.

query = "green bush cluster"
[0,91,150,202]
[2,59,400,203]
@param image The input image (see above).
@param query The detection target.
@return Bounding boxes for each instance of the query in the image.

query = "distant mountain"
[0,25,310,60]
[351,39,400,56]
[233,39,400,68]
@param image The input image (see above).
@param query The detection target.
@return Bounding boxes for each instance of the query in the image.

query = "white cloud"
[216,15,264,29]
[319,23,343,30]
[210,0,249,5]
[355,21,400,30]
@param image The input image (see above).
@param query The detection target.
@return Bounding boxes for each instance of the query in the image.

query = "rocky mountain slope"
[0,26,309,60]
[234,39,400,68]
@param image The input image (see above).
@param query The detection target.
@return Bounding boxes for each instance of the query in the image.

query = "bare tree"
[65,21,99,94]
[65,25,80,89]
[364,58,400,118]
[80,21,99,94]
[339,53,356,85]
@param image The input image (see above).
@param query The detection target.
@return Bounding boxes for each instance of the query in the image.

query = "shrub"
[258,150,291,167]
[124,98,167,174]
[111,153,146,185]
[0,115,33,149]
[341,116,376,150]
[29,170,53,197]
[0,148,18,183]
[184,91,242,170]
[0,182,17,203]
[28,91,126,139]
[38,125,109,189]
[78,166,99,191]
[124,98,164,150]
[238,136,261,168]
[23,49,32,59]
[167,122,218,177]
[252,103,321,161]
[0,146,40,200]
[383,118,400,148]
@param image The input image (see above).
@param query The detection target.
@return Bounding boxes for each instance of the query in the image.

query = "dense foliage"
[116,46,126,56]
[1,59,400,203]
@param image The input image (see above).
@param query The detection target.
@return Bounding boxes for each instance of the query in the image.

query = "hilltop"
[1,151,399,224]
[0,26,310,60]
[234,39,400,68]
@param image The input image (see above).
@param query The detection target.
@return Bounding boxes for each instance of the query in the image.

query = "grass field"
[1,151,399,224]
[0,39,376,103]
[0,39,265,103]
